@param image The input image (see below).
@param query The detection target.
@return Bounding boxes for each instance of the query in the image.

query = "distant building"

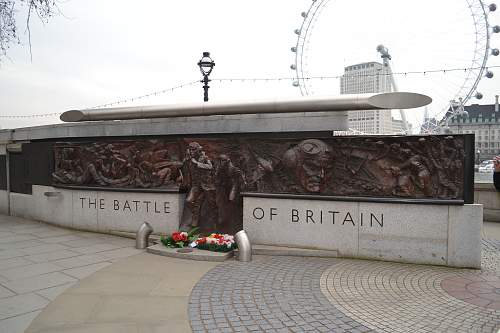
[392,117,412,134]
[442,96,500,161]
[340,61,399,134]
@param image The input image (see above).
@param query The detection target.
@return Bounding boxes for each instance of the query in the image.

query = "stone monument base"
[243,196,482,268]
[5,185,184,235]
[249,244,338,258]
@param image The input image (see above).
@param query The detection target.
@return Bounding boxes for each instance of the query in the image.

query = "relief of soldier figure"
[178,142,218,232]
[282,139,332,193]
[53,135,467,232]
[178,142,245,234]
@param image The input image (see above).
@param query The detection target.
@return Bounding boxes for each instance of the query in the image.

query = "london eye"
[290,0,499,133]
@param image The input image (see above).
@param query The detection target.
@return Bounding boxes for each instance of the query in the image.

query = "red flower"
[172,232,187,242]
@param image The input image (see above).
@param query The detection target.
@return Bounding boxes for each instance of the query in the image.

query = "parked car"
[479,161,495,173]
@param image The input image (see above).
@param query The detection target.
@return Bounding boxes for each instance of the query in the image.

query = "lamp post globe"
[197,52,215,102]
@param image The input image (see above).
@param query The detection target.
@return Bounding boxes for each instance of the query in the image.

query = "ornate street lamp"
[197,52,215,102]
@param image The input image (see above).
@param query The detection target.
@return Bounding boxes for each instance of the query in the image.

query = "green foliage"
[196,242,236,253]
[160,227,200,249]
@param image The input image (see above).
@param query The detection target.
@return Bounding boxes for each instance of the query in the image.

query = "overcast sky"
[1,0,499,131]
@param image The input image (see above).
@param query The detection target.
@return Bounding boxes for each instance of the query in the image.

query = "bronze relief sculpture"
[179,142,217,232]
[53,135,469,233]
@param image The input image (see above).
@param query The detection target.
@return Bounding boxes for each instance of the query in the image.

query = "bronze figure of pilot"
[180,142,217,231]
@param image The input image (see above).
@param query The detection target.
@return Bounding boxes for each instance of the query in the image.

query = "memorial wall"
[0,131,481,268]
[48,134,474,234]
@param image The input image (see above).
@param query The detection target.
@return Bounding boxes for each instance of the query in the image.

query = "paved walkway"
[1,215,500,332]
[189,249,500,333]
[25,252,218,333]
[0,215,143,333]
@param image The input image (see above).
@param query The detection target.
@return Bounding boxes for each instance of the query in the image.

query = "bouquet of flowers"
[195,233,236,252]
[160,228,199,248]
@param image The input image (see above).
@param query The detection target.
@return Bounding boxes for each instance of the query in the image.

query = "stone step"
[247,244,338,258]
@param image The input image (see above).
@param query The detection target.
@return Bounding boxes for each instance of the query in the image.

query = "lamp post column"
[197,52,215,102]
[202,75,210,102]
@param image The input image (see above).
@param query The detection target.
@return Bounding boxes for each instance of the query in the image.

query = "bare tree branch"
[26,0,32,61]
[0,0,58,62]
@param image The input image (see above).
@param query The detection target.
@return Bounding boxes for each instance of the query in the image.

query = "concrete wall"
[0,190,8,215]
[475,183,500,222]
[0,112,349,142]
[11,185,184,235]
[243,197,482,268]
[10,192,35,219]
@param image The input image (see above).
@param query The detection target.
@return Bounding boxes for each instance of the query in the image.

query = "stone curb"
[146,243,233,262]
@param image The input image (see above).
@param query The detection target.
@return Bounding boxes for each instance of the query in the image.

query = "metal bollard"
[235,230,252,262]
[136,222,153,249]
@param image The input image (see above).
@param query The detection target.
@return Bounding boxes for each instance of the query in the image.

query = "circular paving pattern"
[189,242,500,333]
[320,260,500,333]
[441,274,500,310]
[188,256,374,333]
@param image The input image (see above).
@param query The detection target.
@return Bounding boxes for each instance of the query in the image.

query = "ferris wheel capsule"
[292,81,300,87]
[475,92,484,99]
[291,47,297,52]
[493,25,500,33]
[290,64,297,70]
[492,48,499,56]
[294,29,301,35]
[301,12,307,18]
[489,3,497,11]
[486,70,494,78]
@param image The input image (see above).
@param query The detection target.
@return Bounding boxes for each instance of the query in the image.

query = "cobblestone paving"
[441,274,500,310]
[320,260,500,333]
[482,238,500,274]
[189,256,374,333]
[430,239,500,312]
[189,240,500,333]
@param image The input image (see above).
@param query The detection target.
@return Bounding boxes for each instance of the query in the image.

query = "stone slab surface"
[2,213,500,333]
[0,310,41,333]
[0,214,140,332]
[0,190,8,215]
[32,186,74,230]
[249,244,338,257]
[0,294,49,320]
[358,202,448,266]
[26,252,219,333]
[96,190,183,234]
[31,185,184,235]
[9,193,35,220]
[448,204,482,268]
[0,111,348,141]
[244,197,482,268]
[147,243,233,262]
[244,197,359,256]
